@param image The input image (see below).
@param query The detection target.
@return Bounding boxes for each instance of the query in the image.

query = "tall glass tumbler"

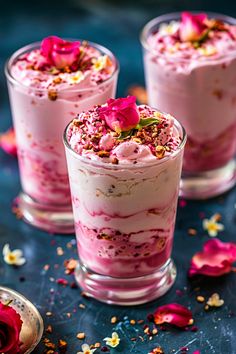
[64,113,186,305]
[5,41,119,233]
[141,13,236,199]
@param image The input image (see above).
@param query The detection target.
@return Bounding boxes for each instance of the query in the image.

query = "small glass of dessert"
[141,12,236,199]
[63,96,186,305]
[5,36,119,233]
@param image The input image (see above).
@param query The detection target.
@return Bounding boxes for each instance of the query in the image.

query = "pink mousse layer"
[66,105,181,164]
[8,43,117,205]
[65,105,184,277]
[144,17,236,172]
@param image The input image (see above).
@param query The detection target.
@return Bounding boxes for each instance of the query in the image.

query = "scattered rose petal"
[202,214,224,237]
[41,36,80,69]
[99,96,140,133]
[0,301,23,353]
[179,12,207,42]
[189,239,236,277]
[207,293,224,307]
[56,278,69,286]
[2,244,26,266]
[103,332,120,348]
[0,128,17,156]
[64,258,78,274]
[77,343,97,354]
[153,303,193,328]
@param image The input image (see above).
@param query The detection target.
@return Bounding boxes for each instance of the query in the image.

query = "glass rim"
[140,11,236,62]
[5,39,119,93]
[63,109,187,170]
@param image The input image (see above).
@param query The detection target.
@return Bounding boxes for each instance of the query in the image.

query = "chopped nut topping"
[111,316,118,324]
[97,150,110,157]
[48,90,58,101]
[155,145,165,159]
[77,332,85,340]
[196,295,205,303]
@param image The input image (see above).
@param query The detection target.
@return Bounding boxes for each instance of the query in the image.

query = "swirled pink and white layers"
[143,14,236,172]
[65,105,184,277]
[7,41,118,205]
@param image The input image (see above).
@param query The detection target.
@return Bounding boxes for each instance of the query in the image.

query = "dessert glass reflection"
[5,37,118,233]
[141,12,236,199]
[64,96,186,305]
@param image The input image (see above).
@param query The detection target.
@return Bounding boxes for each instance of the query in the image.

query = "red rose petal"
[41,36,80,69]
[153,303,193,328]
[179,11,207,42]
[189,239,236,277]
[99,96,140,132]
[0,128,17,156]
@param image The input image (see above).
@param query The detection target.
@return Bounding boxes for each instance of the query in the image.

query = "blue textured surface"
[1,2,236,353]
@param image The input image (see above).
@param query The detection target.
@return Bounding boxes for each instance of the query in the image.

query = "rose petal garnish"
[189,239,236,277]
[99,96,140,133]
[0,128,17,156]
[153,303,193,328]
[0,301,23,353]
[179,12,207,42]
[41,36,80,69]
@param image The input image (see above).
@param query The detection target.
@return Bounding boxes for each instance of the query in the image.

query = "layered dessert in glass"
[141,12,236,198]
[64,96,186,305]
[5,36,118,233]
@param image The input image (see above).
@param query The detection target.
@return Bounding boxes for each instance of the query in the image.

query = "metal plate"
[0,286,44,354]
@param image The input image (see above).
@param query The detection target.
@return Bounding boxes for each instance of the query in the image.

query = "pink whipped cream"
[147,19,236,70]
[10,42,115,91]
[66,105,182,164]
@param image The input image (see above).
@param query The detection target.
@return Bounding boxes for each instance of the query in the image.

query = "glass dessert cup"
[5,41,119,233]
[141,13,236,199]
[63,118,186,306]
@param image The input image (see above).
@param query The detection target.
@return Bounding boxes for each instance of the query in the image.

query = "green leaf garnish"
[116,117,160,140]
[136,117,159,130]
[117,130,134,140]
[192,28,211,48]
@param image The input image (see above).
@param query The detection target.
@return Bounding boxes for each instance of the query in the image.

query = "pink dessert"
[6,37,118,207]
[142,12,236,174]
[65,97,185,282]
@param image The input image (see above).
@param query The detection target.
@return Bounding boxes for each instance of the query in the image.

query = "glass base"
[75,258,176,306]
[17,192,74,234]
[180,158,236,199]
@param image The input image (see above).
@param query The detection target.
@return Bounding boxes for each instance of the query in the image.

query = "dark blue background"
[1,1,236,353]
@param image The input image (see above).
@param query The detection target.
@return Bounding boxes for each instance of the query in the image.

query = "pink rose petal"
[0,128,17,156]
[41,36,80,69]
[153,303,193,328]
[99,96,140,132]
[189,239,236,277]
[179,12,207,42]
